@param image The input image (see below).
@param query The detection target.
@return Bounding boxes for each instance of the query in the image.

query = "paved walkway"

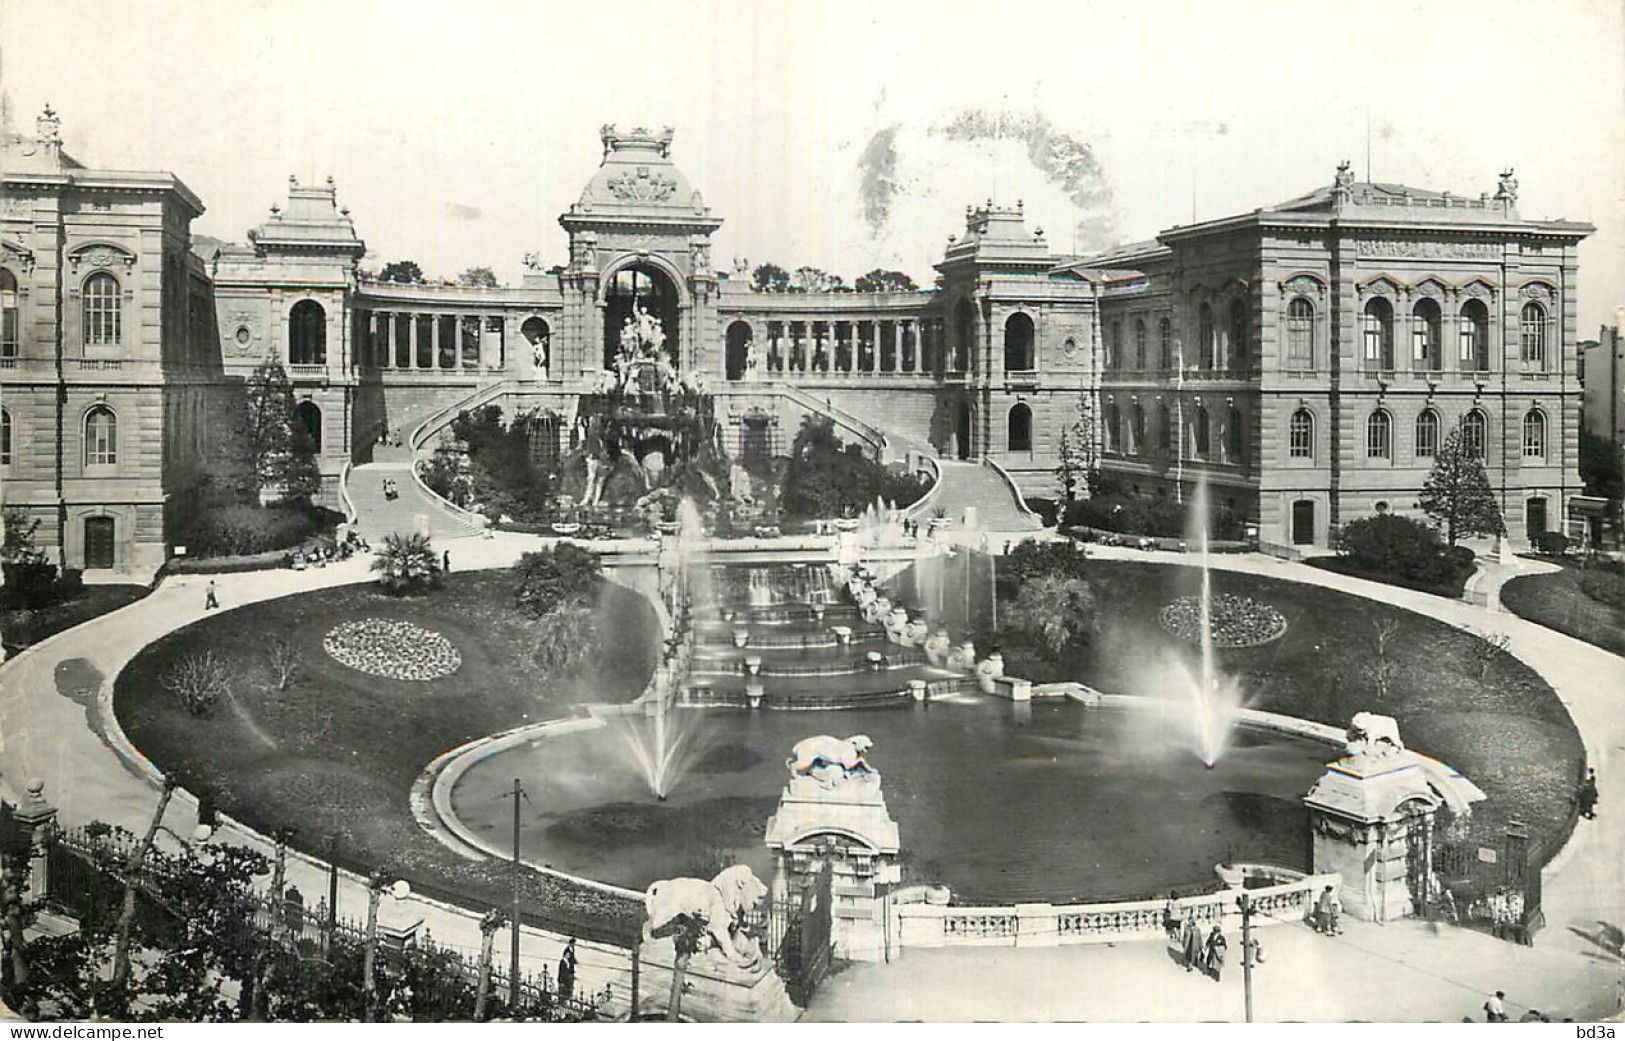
[2,539,1622,1021]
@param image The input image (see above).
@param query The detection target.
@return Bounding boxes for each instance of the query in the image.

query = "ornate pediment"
[1357,275,1402,297]
[67,241,138,274]
[1461,278,1497,299]
[1519,280,1556,302]
[1414,277,1448,298]
[1278,272,1327,298]
[605,166,678,204]
[0,236,34,274]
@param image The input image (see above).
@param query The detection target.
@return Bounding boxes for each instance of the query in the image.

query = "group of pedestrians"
[1162,897,1229,982]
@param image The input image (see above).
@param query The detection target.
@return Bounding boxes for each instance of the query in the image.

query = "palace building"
[0,113,1594,573]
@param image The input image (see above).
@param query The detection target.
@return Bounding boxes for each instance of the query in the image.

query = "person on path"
[1484,990,1508,1022]
[1577,768,1599,820]
[1181,913,1203,973]
[204,580,219,611]
[1163,893,1180,941]
[1315,885,1342,935]
[442,549,451,574]
[557,937,577,1001]
[1204,925,1227,982]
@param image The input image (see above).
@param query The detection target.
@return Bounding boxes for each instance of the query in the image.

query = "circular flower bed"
[1158,594,1288,648]
[323,619,462,681]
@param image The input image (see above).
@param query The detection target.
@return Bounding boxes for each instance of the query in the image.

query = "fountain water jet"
[1185,473,1237,768]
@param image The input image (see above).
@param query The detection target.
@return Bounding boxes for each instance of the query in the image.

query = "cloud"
[445,201,482,221]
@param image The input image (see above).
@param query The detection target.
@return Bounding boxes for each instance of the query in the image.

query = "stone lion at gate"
[642,864,770,968]
[787,735,876,789]
[1346,712,1405,760]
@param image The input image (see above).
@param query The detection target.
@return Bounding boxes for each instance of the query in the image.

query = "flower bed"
[323,619,462,681]
[1158,593,1288,648]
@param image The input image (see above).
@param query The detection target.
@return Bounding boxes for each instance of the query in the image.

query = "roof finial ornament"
[36,103,61,144]
[289,174,299,187]
[1495,167,1518,207]
[1332,160,1356,207]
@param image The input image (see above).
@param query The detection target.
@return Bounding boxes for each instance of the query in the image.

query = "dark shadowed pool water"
[449,696,1333,904]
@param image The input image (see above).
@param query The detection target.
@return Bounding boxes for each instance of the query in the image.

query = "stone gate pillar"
[1303,714,1442,923]
[765,738,900,962]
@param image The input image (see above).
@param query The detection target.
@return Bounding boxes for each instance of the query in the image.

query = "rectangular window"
[461,316,481,368]
[1289,423,1311,458]
[1523,423,1545,458]
[1287,318,1313,365]
[1363,316,1381,363]
[2,306,16,358]
[1367,420,1390,459]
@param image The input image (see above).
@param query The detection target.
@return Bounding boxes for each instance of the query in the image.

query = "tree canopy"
[854,269,919,293]
[751,263,790,293]
[378,260,424,284]
[1418,426,1506,545]
[458,266,499,287]
[1580,428,1623,502]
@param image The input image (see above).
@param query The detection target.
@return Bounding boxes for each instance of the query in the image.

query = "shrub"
[513,544,603,617]
[1,560,61,610]
[1002,539,1090,589]
[1578,569,1625,610]
[1327,514,1477,595]
[163,651,232,717]
[1002,573,1098,658]
[176,503,326,558]
[371,532,441,595]
[780,416,926,519]
[1532,532,1570,557]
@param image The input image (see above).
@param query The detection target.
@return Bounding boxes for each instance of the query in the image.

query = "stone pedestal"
[765,773,901,963]
[1304,749,1441,923]
[633,939,799,1022]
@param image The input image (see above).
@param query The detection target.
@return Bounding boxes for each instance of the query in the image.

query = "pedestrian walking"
[1181,913,1203,973]
[1315,885,1342,935]
[557,937,577,1001]
[1577,768,1599,820]
[1162,892,1180,941]
[1204,925,1227,982]
[204,579,219,611]
[442,549,451,573]
[1484,990,1508,1022]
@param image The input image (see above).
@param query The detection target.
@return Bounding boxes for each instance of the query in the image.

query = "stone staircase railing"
[980,457,1044,528]
[409,377,518,454]
[756,379,890,460]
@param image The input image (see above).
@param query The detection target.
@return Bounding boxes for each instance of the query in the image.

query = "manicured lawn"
[2,585,151,658]
[114,571,660,939]
[1501,563,1625,659]
[1304,554,1473,600]
[978,560,1584,855]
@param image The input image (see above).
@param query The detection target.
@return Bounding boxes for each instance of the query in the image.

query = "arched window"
[1198,303,1215,368]
[1362,297,1394,370]
[1224,406,1244,463]
[1461,409,1488,460]
[1228,299,1247,369]
[288,299,327,365]
[295,401,322,454]
[0,406,10,465]
[1412,298,1442,371]
[724,320,751,381]
[1156,403,1172,456]
[0,268,18,358]
[1459,299,1490,372]
[1522,409,1546,459]
[1104,402,1121,454]
[1003,313,1035,372]
[1134,320,1147,370]
[1130,402,1145,455]
[1415,408,1440,459]
[1193,404,1210,458]
[84,405,117,467]
[1366,409,1392,460]
[83,272,121,347]
[1007,402,1033,452]
[1288,408,1313,460]
[1520,302,1548,368]
[1159,317,1173,370]
[1286,298,1314,367]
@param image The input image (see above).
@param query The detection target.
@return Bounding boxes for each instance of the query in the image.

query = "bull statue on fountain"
[787,734,878,790]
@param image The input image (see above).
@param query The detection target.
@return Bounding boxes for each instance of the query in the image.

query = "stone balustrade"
[895,871,1340,950]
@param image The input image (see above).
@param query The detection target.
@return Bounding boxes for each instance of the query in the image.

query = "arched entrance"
[84,515,115,570]
[1007,403,1032,453]
[604,262,680,371]
[295,401,322,453]
[725,321,753,381]
[955,400,974,460]
[1525,496,1548,543]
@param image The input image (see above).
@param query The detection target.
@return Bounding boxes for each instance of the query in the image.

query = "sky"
[3,0,1622,331]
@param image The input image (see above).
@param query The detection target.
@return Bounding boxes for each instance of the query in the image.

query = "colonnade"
[751,316,952,377]
[353,310,510,372]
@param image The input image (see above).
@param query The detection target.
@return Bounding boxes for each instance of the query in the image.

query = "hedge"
[163,548,295,575]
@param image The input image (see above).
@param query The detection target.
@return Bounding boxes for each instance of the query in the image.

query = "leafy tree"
[523,602,599,675]
[1,508,59,610]
[1418,426,1505,545]
[378,260,424,284]
[218,360,321,504]
[1002,538,1090,588]
[1003,573,1098,658]
[1055,425,1081,504]
[780,416,877,519]
[512,543,602,618]
[458,266,499,288]
[853,268,919,293]
[792,267,843,294]
[371,532,441,594]
[751,263,790,293]
[444,405,552,522]
[1580,428,1623,502]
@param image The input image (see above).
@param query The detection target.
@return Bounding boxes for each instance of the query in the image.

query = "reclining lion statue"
[642,864,769,968]
[787,735,876,788]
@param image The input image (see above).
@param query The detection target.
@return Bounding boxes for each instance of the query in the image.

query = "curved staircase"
[347,462,484,542]
[911,460,1043,533]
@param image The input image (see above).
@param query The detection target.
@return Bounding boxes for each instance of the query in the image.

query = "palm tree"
[371,533,441,594]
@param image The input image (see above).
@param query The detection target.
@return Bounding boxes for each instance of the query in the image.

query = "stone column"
[13,779,58,910]
[406,313,419,368]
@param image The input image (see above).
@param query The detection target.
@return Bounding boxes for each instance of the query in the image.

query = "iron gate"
[1417,815,1540,942]
[757,867,834,1008]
